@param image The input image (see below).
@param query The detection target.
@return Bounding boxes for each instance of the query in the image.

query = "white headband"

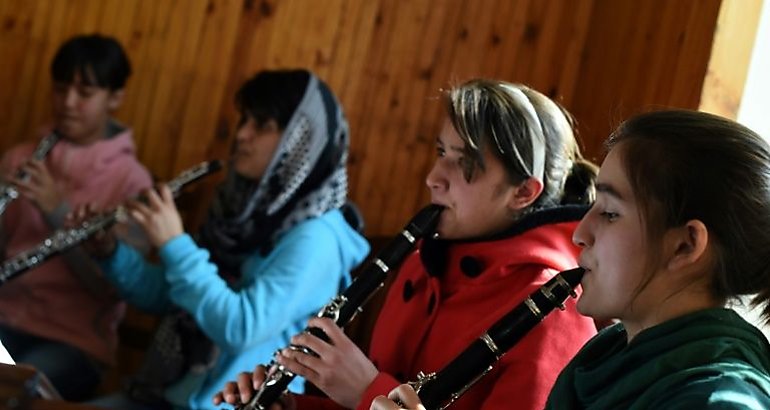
[499,84,546,182]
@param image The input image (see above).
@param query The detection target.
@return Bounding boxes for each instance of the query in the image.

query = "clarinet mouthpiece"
[560,267,585,289]
[408,204,444,238]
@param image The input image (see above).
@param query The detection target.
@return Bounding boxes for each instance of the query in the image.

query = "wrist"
[155,232,187,254]
[157,231,184,248]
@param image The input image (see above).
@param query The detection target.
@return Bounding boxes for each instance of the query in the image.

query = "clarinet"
[0,160,223,285]
[237,204,444,410]
[0,132,60,217]
[407,267,585,410]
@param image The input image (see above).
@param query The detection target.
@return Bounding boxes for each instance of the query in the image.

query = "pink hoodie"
[0,128,152,365]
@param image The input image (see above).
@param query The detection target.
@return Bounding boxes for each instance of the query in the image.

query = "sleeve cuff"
[99,240,128,272]
[158,233,195,265]
[99,241,138,286]
[356,372,401,410]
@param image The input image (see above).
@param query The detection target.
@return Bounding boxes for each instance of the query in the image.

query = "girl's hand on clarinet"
[68,203,117,258]
[212,365,292,410]
[370,385,425,410]
[213,368,259,406]
[275,317,379,409]
[126,184,183,248]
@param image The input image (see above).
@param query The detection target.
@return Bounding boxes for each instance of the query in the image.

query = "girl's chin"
[231,161,258,179]
[53,124,78,139]
[575,298,594,317]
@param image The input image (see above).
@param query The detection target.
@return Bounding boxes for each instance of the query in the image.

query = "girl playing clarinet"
[372,110,770,409]
[216,79,599,410]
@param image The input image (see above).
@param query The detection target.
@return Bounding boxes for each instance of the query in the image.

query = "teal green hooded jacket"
[546,308,770,409]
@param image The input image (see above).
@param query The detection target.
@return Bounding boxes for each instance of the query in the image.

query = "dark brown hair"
[51,34,131,91]
[235,69,311,129]
[608,110,770,321]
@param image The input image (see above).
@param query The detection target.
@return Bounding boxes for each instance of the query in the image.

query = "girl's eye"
[436,146,446,157]
[53,84,70,95]
[600,211,619,222]
[78,87,96,98]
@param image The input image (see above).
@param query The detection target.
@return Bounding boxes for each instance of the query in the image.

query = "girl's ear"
[107,89,125,111]
[665,219,710,272]
[507,177,544,212]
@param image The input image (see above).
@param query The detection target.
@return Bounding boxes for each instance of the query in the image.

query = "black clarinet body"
[0,132,60,217]
[0,160,223,285]
[237,204,444,410]
[410,267,585,410]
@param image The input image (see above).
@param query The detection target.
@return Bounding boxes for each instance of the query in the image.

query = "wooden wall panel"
[571,0,722,160]
[700,0,763,118]
[0,0,722,236]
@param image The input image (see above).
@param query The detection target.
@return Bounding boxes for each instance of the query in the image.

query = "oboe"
[0,132,60,217]
[237,204,444,410]
[408,267,585,410]
[0,160,223,285]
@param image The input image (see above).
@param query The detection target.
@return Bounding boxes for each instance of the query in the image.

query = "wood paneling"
[700,0,763,119]
[570,0,722,160]
[0,0,722,236]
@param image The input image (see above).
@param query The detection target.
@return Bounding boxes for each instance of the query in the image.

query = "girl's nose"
[235,124,250,143]
[64,88,78,108]
[572,216,592,248]
[425,160,446,192]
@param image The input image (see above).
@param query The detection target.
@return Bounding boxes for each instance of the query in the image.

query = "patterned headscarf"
[198,73,349,276]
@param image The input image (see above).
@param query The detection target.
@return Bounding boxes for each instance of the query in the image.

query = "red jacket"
[296,207,597,410]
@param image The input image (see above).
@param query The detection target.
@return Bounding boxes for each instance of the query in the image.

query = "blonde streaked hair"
[445,79,596,209]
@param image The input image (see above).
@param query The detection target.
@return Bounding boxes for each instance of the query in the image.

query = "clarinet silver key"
[406,267,585,409]
[235,204,444,410]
